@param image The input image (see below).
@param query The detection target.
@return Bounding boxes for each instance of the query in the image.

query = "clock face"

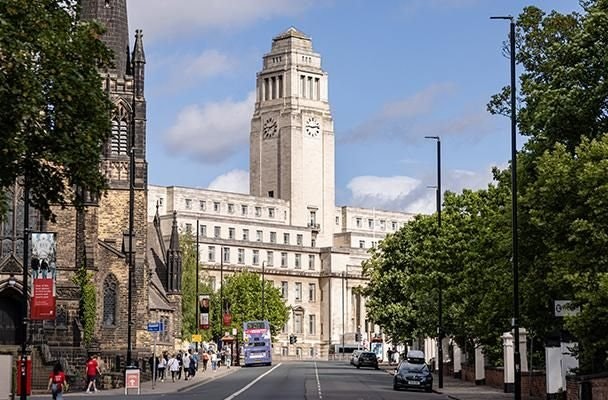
[262,117,278,139]
[305,117,320,137]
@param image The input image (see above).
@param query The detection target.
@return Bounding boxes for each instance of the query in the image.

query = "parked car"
[354,352,379,369]
[350,350,362,366]
[393,359,433,392]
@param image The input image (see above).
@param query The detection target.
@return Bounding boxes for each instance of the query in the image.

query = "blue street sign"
[147,322,161,332]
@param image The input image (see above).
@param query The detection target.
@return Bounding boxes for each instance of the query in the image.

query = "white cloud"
[156,49,237,90]
[128,0,314,40]
[165,91,255,163]
[208,169,249,194]
[345,166,496,214]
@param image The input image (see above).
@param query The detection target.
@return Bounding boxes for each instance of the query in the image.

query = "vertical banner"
[198,295,210,330]
[30,233,57,320]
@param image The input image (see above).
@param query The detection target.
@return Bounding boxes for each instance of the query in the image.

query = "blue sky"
[127,0,580,214]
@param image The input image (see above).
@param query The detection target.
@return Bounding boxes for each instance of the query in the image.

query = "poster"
[30,233,57,320]
[198,294,210,330]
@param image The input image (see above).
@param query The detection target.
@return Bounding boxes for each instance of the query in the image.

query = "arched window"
[110,105,129,155]
[103,274,118,326]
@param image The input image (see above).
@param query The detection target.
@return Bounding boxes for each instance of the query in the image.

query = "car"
[350,350,362,365]
[393,360,433,392]
[354,351,379,369]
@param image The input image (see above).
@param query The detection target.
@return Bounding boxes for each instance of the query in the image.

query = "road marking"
[223,363,282,400]
[314,361,323,399]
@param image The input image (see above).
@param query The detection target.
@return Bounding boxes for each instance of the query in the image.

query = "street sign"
[124,369,140,395]
[554,300,580,317]
[192,334,202,342]
[147,322,163,332]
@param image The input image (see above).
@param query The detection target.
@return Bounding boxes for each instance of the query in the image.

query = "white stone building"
[147,28,415,358]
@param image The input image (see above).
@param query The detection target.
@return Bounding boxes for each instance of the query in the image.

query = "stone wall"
[567,373,608,400]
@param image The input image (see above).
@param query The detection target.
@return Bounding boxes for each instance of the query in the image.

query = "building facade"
[149,28,415,358]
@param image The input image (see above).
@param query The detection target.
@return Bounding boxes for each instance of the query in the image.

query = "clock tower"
[250,27,335,246]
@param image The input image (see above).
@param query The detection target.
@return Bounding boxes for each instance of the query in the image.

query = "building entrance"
[0,288,24,345]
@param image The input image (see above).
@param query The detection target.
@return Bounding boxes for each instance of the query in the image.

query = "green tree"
[180,231,197,338]
[0,0,113,219]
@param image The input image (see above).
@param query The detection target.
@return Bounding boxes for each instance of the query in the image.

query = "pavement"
[31,365,237,397]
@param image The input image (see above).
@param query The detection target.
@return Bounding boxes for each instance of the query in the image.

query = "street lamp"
[195,219,200,352]
[341,271,345,360]
[424,135,443,388]
[490,15,520,400]
[20,179,30,400]
[125,143,136,367]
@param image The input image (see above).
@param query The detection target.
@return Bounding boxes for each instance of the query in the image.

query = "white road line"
[223,363,282,400]
[314,361,323,399]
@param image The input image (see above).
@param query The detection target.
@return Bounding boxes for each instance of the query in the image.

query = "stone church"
[0,0,182,388]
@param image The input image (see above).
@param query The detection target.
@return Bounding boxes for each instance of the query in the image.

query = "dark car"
[354,352,379,369]
[393,360,433,392]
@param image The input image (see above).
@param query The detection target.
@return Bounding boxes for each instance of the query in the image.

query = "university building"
[148,27,415,358]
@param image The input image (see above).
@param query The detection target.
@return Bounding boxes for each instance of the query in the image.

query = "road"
[61,360,452,400]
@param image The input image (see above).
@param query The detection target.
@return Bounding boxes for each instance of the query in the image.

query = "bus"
[243,320,272,366]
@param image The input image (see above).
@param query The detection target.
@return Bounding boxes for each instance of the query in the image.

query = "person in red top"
[85,355,100,393]
[48,363,67,400]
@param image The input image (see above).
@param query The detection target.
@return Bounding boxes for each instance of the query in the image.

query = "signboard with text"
[30,233,57,320]
[124,369,140,395]
[199,294,210,330]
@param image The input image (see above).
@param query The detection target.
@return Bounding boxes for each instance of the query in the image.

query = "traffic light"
[289,335,294,344]
[355,332,362,342]
[294,336,297,343]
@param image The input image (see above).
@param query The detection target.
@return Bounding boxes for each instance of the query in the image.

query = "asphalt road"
[61,361,451,400]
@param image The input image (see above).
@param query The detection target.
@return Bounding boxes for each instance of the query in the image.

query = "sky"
[126,0,581,215]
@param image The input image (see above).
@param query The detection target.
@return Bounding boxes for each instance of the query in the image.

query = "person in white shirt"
[182,353,191,380]
[211,352,218,371]
[157,355,167,382]
[167,355,179,382]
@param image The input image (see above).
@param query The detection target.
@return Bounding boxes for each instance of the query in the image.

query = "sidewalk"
[32,366,237,397]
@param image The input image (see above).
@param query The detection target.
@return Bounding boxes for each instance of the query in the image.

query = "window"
[335,216,339,225]
[228,203,235,214]
[281,281,288,298]
[185,199,192,209]
[214,226,221,238]
[256,230,263,242]
[281,252,288,268]
[199,200,206,211]
[368,218,374,229]
[380,220,386,230]
[297,234,303,246]
[242,229,249,241]
[200,224,207,237]
[255,207,262,217]
[238,248,245,264]
[223,247,230,263]
[283,233,290,245]
[311,238,316,247]
[56,306,67,328]
[269,208,275,218]
[295,282,302,302]
[241,205,248,215]
[309,315,316,335]
[213,202,220,212]
[356,217,362,228]
[392,221,398,230]
[267,251,274,267]
[308,255,315,270]
[110,107,128,155]
[229,227,235,240]
[309,283,316,302]
[315,77,320,100]
[158,197,164,206]
[253,250,259,265]
[308,76,313,99]
[294,311,303,334]
[309,211,316,226]
[185,223,192,233]
[270,232,277,243]
[268,190,274,198]
[103,274,118,326]
[371,241,377,248]
[359,240,365,249]
[208,246,215,262]
[295,254,301,269]
[300,75,305,98]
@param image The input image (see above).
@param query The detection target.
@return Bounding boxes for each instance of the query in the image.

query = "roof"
[273,27,310,42]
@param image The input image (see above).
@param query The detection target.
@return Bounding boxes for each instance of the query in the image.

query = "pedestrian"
[202,351,209,372]
[157,354,166,382]
[168,354,179,382]
[188,349,197,377]
[387,348,393,366]
[182,351,191,380]
[176,352,183,380]
[48,363,67,400]
[224,347,231,369]
[211,351,217,371]
[85,354,100,393]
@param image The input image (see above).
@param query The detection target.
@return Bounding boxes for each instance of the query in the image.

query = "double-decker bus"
[243,320,272,366]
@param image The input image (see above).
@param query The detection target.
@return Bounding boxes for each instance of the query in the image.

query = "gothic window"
[110,105,129,155]
[1,183,42,262]
[103,274,118,326]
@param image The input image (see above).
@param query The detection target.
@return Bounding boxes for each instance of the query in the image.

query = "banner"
[198,295,210,330]
[30,233,57,320]
[222,313,232,326]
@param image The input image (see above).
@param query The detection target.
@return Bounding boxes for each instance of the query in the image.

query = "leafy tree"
[180,231,197,338]
[0,0,113,220]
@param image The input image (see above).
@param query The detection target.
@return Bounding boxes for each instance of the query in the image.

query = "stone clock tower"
[250,27,335,246]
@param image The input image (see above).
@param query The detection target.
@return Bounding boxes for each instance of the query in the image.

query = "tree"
[0,0,113,220]
[180,231,197,339]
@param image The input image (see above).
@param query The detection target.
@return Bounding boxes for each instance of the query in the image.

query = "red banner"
[31,278,55,320]
[222,313,232,326]
[199,294,210,330]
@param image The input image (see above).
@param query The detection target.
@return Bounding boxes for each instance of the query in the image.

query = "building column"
[502,331,515,392]
[475,345,485,385]
[453,342,462,379]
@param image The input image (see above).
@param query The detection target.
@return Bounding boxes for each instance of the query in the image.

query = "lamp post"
[490,15,520,400]
[220,246,224,332]
[20,179,30,400]
[425,135,442,389]
[341,271,345,360]
[195,220,199,352]
[261,261,266,320]
[126,144,135,367]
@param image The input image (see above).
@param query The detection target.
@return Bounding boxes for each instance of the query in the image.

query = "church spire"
[166,211,182,293]
[79,0,130,76]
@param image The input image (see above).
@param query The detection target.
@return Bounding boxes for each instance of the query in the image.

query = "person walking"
[202,351,209,372]
[211,351,218,372]
[85,355,100,393]
[168,354,179,382]
[157,354,166,382]
[182,351,191,381]
[176,352,183,380]
[224,347,232,369]
[48,363,67,400]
